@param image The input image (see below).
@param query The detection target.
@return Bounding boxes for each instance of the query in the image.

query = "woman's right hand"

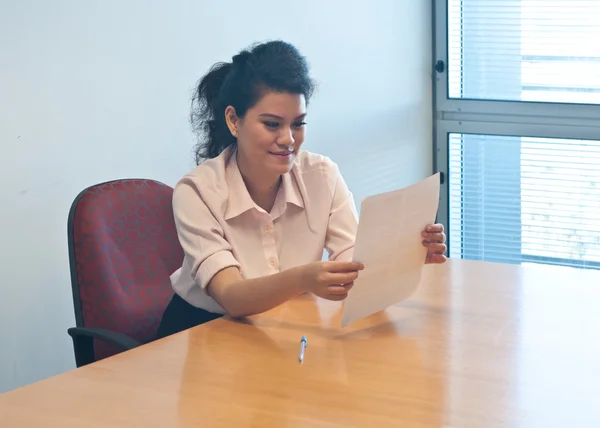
[297,261,364,301]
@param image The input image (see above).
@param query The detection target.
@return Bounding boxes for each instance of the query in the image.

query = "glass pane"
[449,133,600,269]
[448,0,600,105]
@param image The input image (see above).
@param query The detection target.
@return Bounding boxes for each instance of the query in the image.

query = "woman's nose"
[278,127,295,147]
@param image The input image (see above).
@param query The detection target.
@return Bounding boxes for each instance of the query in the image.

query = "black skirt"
[156,293,223,339]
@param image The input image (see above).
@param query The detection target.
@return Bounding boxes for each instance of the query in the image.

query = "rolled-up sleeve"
[172,178,241,292]
[324,164,359,262]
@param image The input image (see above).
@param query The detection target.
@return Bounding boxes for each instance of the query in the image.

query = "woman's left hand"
[422,223,447,264]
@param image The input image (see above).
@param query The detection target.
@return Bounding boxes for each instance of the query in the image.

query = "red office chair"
[67,179,184,367]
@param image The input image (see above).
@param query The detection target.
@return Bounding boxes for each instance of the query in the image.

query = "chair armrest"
[67,327,141,368]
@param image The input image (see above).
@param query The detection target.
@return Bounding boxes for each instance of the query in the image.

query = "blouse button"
[269,257,277,267]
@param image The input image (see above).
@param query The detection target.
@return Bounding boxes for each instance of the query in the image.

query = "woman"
[156,41,447,339]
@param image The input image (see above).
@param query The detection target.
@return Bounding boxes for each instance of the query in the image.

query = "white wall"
[0,0,432,392]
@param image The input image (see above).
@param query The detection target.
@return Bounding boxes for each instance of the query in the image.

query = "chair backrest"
[68,179,183,361]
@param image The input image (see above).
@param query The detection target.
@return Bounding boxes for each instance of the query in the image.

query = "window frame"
[435,120,600,256]
[433,0,600,263]
[433,0,600,120]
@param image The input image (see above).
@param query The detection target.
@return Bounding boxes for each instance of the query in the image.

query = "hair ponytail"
[191,61,236,163]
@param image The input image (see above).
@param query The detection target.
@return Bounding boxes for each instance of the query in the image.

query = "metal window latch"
[435,60,445,73]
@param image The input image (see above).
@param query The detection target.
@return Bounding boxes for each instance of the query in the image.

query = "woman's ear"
[224,106,239,137]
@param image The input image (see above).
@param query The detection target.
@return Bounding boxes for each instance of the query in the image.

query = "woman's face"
[227,91,307,177]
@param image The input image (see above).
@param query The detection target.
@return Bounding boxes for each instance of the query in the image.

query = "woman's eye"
[264,121,279,129]
[293,121,307,128]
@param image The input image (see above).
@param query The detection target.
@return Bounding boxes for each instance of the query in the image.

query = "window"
[447,0,600,104]
[449,133,600,269]
[435,0,600,270]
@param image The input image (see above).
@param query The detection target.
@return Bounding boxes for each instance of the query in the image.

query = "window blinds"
[449,133,600,269]
[447,0,600,104]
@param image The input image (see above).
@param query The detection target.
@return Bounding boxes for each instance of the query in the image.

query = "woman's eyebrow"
[259,113,307,120]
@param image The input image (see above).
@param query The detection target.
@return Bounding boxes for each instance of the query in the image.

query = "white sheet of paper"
[341,173,441,328]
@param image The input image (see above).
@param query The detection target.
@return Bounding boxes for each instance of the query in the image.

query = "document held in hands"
[341,173,441,328]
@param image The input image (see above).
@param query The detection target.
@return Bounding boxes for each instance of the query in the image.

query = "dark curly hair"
[191,40,316,164]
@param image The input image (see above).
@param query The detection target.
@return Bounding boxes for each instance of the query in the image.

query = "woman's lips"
[269,151,292,158]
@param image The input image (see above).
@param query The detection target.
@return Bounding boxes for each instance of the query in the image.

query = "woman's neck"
[236,152,281,213]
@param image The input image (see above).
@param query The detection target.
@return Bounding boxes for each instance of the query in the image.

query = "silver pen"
[298,336,307,363]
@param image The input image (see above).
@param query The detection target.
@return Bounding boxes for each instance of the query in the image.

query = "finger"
[428,254,447,264]
[425,224,444,233]
[328,283,353,295]
[424,242,447,254]
[341,281,355,291]
[325,271,359,285]
[325,261,364,273]
[324,292,348,301]
[421,232,446,243]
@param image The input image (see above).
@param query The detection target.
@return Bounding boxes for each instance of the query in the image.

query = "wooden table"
[2,260,600,427]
